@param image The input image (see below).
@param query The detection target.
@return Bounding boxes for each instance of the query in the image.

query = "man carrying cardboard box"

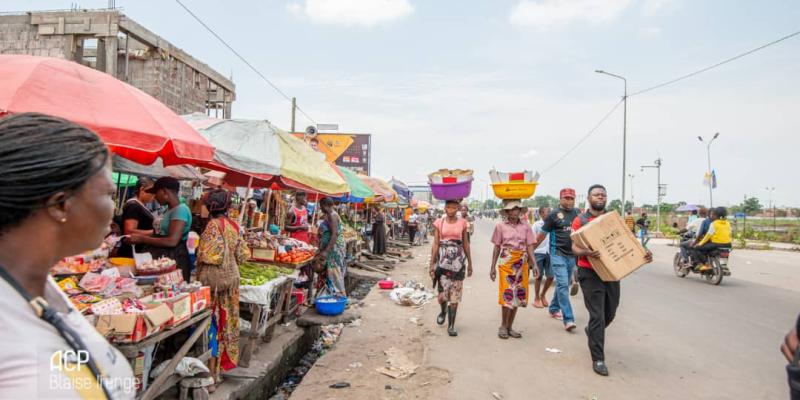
[571,184,653,377]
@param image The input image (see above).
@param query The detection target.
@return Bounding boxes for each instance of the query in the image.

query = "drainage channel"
[268,277,379,400]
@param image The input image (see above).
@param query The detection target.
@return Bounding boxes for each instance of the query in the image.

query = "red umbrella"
[0,55,214,165]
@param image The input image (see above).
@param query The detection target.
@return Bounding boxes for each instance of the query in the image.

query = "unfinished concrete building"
[0,9,235,118]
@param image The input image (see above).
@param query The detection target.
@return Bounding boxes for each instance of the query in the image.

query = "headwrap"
[204,188,231,214]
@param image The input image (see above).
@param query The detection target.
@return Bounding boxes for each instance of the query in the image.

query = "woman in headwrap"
[196,188,249,389]
[490,200,538,339]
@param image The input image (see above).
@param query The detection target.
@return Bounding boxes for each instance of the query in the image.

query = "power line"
[630,28,800,97]
[541,99,624,174]
[173,0,316,124]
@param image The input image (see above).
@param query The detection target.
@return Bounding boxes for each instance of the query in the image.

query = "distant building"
[0,9,235,117]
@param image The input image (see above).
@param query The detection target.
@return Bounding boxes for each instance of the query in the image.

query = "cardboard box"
[250,247,275,261]
[95,303,172,342]
[570,210,649,281]
[190,286,211,314]
[141,293,191,327]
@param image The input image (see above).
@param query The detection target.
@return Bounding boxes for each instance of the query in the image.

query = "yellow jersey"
[698,219,732,245]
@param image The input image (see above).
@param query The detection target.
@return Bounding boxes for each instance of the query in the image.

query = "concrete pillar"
[103,36,118,77]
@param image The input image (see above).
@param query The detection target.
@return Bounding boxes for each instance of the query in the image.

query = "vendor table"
[238,274,298,368]
[115,309,212,400]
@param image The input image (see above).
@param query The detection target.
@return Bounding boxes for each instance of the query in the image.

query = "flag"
[711,170,717,189]
[703,172,711,187]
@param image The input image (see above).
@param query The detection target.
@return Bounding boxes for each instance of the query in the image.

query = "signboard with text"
[293,132,372,175]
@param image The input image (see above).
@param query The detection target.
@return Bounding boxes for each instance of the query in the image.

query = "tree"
[740,197,763,215]
[608,200,634,213]
[523,195,558,209]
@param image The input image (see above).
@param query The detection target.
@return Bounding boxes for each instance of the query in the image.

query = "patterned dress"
[316,213,347,297]
[197,217,249,373]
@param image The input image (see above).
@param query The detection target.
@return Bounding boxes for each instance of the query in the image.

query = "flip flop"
[507,329,522,338]
[498,327,509,339]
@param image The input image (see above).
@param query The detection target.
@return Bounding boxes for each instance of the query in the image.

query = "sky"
[6,0,800,208]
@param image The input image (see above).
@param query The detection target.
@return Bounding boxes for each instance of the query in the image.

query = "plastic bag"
[151,357,210,379]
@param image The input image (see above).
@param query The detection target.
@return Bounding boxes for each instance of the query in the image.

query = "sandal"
[507,329,522,339]
[498,327,509,339]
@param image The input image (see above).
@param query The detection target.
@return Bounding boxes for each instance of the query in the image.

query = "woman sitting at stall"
[129,177,193,282]
[196,188,249,390]
[0,113,135,399]
[315,197,347,298]
[430,199,473,337]
[117,177,155,258]
[490,200,538,339]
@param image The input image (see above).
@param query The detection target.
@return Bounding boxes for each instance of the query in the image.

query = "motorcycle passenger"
[680,207,708,262]
[691,207,732,271]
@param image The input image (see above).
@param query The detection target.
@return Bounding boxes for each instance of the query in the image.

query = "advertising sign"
[293,133,372,175]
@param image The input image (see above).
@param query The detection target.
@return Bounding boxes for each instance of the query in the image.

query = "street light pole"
[641,158,663,233]
[596,70,627,215]
[628,173,635,211]
[698,132,720,207]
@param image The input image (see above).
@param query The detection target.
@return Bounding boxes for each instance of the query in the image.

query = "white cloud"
[522,149,540,158]
[286,0,413,27]
[639,26,662,38]
[509,0,634,28]
[642,0,672,16]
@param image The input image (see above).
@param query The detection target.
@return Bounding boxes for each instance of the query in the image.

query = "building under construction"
[0,9,235,118]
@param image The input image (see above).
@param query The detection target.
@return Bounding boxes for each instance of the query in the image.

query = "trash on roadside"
[348,362,363,369]
[329,382,350,389]
[348,318,362,327]
[389,287,434,307]
[409,317,422,325]
[545,347,562,354]
[376,347,418,379]
[492,392,504,400]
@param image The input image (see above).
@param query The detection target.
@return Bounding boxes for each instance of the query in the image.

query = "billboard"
[293,133,372,175]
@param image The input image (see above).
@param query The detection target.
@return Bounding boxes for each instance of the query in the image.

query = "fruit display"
[239,262,294,286]
[274,249,315,265]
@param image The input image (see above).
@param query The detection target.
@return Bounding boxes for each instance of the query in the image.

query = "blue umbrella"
[389,178,413,201]
[676,204,700,212]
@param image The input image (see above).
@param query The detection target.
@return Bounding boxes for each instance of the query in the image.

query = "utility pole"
[766,187,776,231]
[596,70,627,215]
[290,97,297,133]
[698,133,720,207]
[641,158,663,233]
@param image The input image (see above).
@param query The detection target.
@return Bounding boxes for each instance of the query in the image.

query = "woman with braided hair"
[0,113,135,399]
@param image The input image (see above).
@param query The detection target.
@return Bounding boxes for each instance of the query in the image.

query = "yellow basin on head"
[491,182,538,200]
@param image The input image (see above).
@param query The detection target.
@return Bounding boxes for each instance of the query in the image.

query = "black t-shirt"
[118,200,155,257]
[541,207,579,257]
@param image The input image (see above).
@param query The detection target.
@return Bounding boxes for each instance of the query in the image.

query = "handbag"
[196,218,241,291]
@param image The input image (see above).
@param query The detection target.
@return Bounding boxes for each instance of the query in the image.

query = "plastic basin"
[491,182,538,200]
[429,179,473,201]
[315,295,347,316]
[109,257,135,267]
[378,280,395,289]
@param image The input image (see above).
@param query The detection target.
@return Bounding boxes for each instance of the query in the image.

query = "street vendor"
[129,177,193,282]
[285,191,310,243]
[314,197,347,298]
[117,177,155,258]
[0,113,135,399]
[430,200,473,337]
[490,200,538,340]
[371,205,388,255]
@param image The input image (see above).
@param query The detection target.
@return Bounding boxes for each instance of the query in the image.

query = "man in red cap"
[536,187,580,332]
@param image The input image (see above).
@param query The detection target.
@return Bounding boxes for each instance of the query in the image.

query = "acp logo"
[50,349,90,372]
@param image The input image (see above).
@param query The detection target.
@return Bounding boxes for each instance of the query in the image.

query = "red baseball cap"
[560,188,576,199]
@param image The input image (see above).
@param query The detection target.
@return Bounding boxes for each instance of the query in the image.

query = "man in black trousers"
[571,184,653,376]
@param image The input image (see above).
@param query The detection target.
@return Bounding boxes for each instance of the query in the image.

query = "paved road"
[424,219,798,400]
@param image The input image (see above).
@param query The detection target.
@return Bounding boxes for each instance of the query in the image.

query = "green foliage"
[608,200,633,213]
[730,197,763,215]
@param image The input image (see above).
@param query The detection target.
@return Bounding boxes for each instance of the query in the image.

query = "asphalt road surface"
[423,218,798,400]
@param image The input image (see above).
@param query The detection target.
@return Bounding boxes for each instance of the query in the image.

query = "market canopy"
[333,165,375,203]
[359,175,398,203]
[183,114,348,194]
[0,55,215,165]
[389,178,413,201]
[112,156,206,181]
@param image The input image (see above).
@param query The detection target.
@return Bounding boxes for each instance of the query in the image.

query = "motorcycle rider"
[691,207,732,271]
[679,207,708,263]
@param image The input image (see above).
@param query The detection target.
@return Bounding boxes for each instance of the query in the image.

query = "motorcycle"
[673,231,731,285]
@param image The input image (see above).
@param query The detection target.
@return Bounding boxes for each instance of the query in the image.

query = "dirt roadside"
[290,243,451,400]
